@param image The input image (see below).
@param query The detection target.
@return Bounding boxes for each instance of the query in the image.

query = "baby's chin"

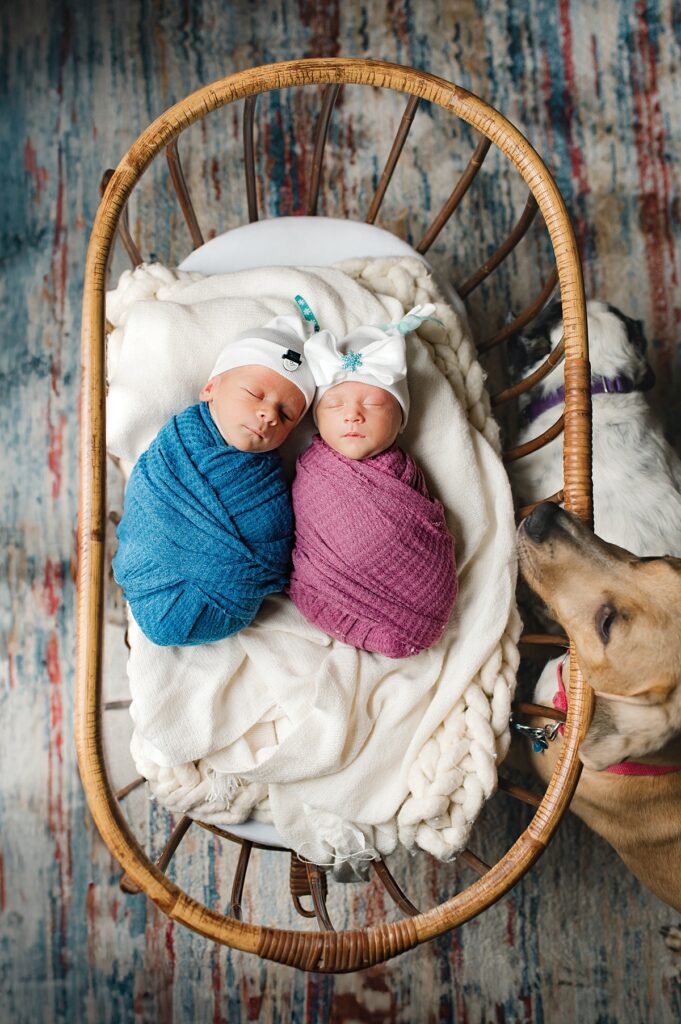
[324,435,390,461]
[231,440,279,453]
[231,435,285,454]
[222,420,294,454]
[224,428,284,454]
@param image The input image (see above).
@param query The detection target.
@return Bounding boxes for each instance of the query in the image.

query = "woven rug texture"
[2,1,681,1021]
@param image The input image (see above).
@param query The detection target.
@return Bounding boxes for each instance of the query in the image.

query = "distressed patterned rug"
[3,1,681,1021]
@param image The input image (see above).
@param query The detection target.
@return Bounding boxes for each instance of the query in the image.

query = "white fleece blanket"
[107,256,520,866]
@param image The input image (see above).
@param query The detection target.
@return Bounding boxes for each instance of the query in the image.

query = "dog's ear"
[605,305,656,390]
[579,699,639,770]
[626,316,656,390]
[595,674,676,703]
[580,689,681,771]
[606,306,647,356]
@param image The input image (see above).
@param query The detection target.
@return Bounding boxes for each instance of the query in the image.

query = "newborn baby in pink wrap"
[288,306,458,658]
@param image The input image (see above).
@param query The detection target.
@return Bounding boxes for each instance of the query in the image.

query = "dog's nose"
[523,501,561,543]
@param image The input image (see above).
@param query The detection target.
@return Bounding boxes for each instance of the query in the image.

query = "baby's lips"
[245,424,267,440]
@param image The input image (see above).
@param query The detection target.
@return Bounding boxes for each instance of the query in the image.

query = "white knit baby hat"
[209,312,318,412]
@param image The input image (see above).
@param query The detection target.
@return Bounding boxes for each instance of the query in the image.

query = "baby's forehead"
[226,364,273,383]
[224,364,291,389]
[322,381,393,401]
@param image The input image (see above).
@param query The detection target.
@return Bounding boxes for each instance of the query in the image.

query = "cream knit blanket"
[107,256,520,866]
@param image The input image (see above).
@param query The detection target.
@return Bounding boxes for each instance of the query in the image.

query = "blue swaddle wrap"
[113,402,294,646]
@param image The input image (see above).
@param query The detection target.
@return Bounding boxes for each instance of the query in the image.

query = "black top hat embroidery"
[281,349,303,372]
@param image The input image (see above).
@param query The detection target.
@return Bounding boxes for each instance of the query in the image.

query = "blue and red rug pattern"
[2,2,681,1020]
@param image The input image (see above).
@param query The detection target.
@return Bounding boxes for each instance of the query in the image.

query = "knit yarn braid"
[113,402,294,646]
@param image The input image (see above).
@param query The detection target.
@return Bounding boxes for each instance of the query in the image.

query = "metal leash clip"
[510,716,562,753]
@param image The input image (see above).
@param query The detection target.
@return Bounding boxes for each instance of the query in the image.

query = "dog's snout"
[523,502,561,543]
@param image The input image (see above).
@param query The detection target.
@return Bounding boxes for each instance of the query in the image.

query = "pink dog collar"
[553,658,681,776]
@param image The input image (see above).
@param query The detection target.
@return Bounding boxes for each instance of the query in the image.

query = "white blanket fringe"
[108,256,521,867]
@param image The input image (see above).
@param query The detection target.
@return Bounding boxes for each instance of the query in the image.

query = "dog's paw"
[661,924,681,953]
[661,925,681,983]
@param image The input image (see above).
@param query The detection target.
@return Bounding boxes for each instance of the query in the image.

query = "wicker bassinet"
[77,57,593,973]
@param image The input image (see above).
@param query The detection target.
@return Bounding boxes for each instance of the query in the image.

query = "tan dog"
[517,501,681,912]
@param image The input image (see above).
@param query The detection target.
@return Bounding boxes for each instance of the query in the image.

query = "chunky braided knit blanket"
[289,437,457,658]
[108,255,520,865]
[113,402,293,646]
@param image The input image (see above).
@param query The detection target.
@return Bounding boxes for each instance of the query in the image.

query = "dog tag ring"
[510,716,560,754]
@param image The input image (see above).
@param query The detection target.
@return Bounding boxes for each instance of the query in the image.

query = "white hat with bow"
[305,304,441,427]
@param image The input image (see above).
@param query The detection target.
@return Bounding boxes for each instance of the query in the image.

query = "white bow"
[304,324,407,388]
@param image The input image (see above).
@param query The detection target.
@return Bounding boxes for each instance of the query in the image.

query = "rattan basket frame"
[77,57,593,973]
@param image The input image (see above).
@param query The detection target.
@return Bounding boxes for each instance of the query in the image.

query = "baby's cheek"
[373,416,399,442]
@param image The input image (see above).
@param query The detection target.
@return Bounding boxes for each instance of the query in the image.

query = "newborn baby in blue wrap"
[113,314,317,646]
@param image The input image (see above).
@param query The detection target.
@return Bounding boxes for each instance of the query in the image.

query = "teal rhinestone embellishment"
[341,350,363,372]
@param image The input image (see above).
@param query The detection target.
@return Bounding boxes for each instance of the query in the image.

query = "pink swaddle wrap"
[288,436,458,658]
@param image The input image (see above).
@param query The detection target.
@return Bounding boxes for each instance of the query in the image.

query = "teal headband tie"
[377,304,443,335]
[294,294,321,333]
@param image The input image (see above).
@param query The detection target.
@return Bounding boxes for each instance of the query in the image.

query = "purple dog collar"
[523,375,637,426]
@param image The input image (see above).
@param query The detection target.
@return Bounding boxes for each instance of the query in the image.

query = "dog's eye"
[596,604,618,643]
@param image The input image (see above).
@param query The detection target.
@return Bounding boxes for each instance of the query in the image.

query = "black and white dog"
[509,299,681,557]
